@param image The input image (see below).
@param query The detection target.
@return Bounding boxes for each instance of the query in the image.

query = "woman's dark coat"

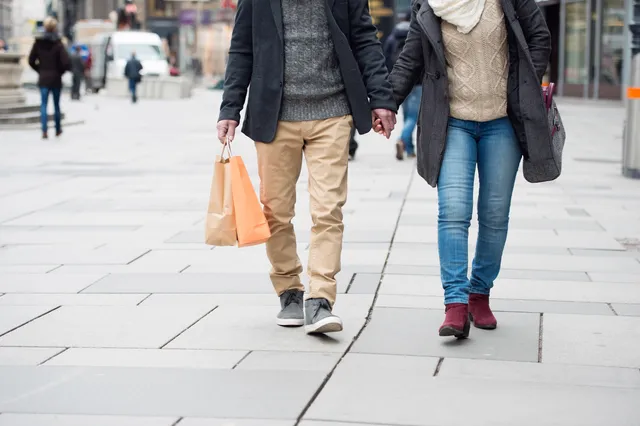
[390,0,552,187]
[28,33,70,89]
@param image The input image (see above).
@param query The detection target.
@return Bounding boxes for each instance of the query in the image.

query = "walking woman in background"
[384,0,552,338]
[28,17,70,139]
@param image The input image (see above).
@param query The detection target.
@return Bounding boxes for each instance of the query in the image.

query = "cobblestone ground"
[0,91,638,426]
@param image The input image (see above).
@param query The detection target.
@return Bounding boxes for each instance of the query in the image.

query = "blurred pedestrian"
[0,39,7,52]
[70,45,85,100]
[124,51,143,103]
[28,16,70,139]
[217,0,397,335]
[383,0,552,338]
[384,12,419,160]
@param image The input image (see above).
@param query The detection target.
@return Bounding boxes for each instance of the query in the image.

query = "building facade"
[0,0,11,42]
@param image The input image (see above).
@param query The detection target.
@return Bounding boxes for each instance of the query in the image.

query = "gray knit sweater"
[279,0,351,122]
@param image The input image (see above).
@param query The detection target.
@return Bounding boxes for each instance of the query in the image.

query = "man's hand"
[372,109,396,139]
[217,120,239,144]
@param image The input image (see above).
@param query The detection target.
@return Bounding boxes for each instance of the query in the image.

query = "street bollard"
[623,0,640,179]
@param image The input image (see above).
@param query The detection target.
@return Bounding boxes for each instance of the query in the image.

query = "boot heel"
[458,319,471,339]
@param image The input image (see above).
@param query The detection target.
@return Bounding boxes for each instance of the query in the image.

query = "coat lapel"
[271,0,283,40]
[416,6,446,68]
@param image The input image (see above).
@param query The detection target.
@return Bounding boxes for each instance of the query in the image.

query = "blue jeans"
[129,79,138,102]
[40,87,61,134]
[438,117,522,304]
[400,86,421,155]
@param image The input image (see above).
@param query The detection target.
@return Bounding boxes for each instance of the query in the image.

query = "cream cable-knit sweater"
[441,0,509,122]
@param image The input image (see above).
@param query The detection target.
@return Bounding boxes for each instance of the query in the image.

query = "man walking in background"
[124,51,143,103]
[217,0,397,334]
[70,46,85,100]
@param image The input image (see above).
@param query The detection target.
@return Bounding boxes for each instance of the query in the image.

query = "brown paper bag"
[230,155,271,247]
[204,147,237,246]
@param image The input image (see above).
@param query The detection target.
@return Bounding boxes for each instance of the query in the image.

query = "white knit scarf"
[428,0,486,34]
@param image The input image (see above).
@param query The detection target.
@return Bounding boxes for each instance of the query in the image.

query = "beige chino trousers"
[255,115,352,306]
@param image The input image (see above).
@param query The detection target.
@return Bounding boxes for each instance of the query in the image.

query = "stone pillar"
[0,53,27,106]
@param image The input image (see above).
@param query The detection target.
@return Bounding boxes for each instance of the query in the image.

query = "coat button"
[279,81,283,87]
[435,72,441,79]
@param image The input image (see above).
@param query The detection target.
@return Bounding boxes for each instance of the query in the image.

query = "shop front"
[541,0,627,100]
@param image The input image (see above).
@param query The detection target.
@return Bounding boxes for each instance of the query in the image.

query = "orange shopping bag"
[229,153,271,247]
[204,145,237,246]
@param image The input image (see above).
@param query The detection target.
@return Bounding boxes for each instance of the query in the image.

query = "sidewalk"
[0,92,638,426]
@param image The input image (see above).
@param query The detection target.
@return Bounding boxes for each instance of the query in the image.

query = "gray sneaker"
[277,290,304,327]
[304,298,343,334]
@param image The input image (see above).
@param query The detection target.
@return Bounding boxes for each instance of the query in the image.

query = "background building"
[0,0,12,43]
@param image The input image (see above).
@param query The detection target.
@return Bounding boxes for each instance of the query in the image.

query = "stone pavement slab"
[0,347,64,366]
[437,358,640,388]
[304,353,640,426]
[234,351,341,371]
[0,274,105,293]
[543,314,640,368]
[179,419,295,426]
[0,366,321,419]
[611,303,640,316]
[0,293,149,306]
[0,306,57,336]
[44,348,248,369]
[353,307,540,362]
[0,306,213,348]
[0,414,178,426]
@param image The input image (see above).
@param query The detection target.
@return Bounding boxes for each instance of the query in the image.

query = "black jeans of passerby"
[71,74,82,100]
[349,126,358,157]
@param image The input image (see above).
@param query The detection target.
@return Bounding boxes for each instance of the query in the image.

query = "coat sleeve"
[516,0,551,82]
[218,0,253,123]
[59,45,71,73]
[28,43,39,72]
[389,7,424,107]
[348,0,397,112]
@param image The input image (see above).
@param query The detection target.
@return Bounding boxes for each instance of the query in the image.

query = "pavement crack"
[159,306,218,349]
[38,348,69,366]
[537,313,544,363]
[136,294,153,306]
[433,358,444,377]
[293,165,416,426]
[343,273,357,293]
[231,351,253,369]
[126,249,152,265]
[607,303,619,316]
[0,306,60,339]
[170,417,184,426]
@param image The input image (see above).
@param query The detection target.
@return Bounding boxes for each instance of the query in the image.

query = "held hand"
[216,120,239,144]
[372,109,396,139]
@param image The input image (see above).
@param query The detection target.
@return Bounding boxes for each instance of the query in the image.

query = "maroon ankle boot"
[439,303,470,339]
[468,293,497,329]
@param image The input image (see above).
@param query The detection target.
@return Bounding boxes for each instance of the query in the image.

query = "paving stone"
[0,246,151,265]
[141,294,278,307]
[304,354,640,426]
[588,272,640,283]
[180,420,295,426]
[0,366,324,418]
[166,296,373,353]
[0,306,57,336]
[0,414,178,426]
[379,274,640,304]
[45,348,247,369]
[0,293,149,306]
[0,306,212,348]
[0,347,64,365]
[543,314,640,368]
[610,303,640,316]
[352,307,540,362]
[0,274,105,293]
[375,295,613,315]
[438,358,640,388]
[300,421,397,426]
[347,273,381,294]
[84,273,274,294]
[235,351,340,371]
[0,265,61,273]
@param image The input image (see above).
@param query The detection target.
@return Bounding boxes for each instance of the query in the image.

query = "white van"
[89,31,169,92]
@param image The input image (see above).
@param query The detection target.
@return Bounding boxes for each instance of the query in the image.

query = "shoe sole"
[439,321,471,339]
[395,142,404,160]
[305,317,343,334]
[276,318,304,327]
[468,313,497,330]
